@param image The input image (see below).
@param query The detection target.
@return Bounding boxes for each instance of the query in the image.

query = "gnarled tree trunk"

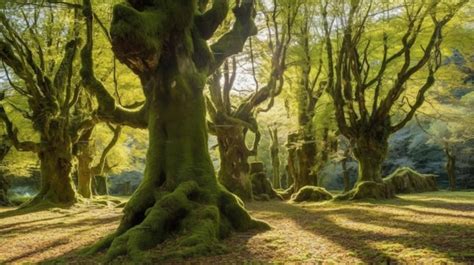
[287,133,318,193]
[216,126,253,200]
[80,0,268,261]
[93,175,108,195]
[338,130,395,200]
[352,134,388,184]
[76,129,95,198]
[32,137,76,205]
[90,79,268,262]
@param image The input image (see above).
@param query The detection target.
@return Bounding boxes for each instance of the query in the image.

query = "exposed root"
[85,181,269,262]
[334,181,396,200]
[291,186,333,202]
[277,184,294,200]
[18,192,77,210]
[383,167,437,194]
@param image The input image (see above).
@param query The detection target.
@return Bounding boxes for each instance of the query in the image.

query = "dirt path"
[1,192,473,264]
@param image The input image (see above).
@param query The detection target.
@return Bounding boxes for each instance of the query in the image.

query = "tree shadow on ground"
[249,197,474,263]
[3,238,71,264]
[1,215,120,237]
[373,196,474,211]
[5,194,474,264]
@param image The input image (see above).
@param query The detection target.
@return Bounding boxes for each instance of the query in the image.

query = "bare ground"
[1,192,473,264]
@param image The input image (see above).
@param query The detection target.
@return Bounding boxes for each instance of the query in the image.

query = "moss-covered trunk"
[91,77,268,261]
[287,133,318,193]
[352,135,388,184]
[76,129,94,198]
[32,139,76,205]
[93,175,108,195]
[80,0,266,260]
[77,149,94,198]
[336,132,395,200]
[216,127,253,200]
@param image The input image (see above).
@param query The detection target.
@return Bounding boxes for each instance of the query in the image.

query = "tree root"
[84,181,269,262]
[334,181,396,200]
[291,186,333,202]
[383,167,437,194]
[18,191,78,210]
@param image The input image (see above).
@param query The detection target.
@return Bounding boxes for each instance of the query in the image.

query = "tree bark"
[287,133,318,192]
[92,81,267,261]
[352,134,389,184]
[80,0,268,261]
[30,138,76,205]
[216,126,253,201]
[76,129,95,198]
[93,175,108,195]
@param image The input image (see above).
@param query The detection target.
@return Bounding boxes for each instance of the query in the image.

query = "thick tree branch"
[0,104,40,153]
[195,0,230,40]
[92,124,122,176]
[80,0,147,129]
[209,0,257,73]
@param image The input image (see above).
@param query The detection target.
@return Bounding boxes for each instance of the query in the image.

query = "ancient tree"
[76,124,122,198]
[0,6,97,206]
[206,0,299,200]
[322,0,466,199]
[81,0,269,261]
[286,3,326,194]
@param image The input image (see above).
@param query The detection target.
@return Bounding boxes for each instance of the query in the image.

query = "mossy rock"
[383,167,437,194]
[251,172,282,201]
[291,186,333,202]
[335,181,396,200]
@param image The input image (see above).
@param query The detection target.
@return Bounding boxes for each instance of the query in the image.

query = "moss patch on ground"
[0,191,473,264]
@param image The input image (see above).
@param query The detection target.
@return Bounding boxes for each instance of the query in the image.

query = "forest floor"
[0,191,473,264]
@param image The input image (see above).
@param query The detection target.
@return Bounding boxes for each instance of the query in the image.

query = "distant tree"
[322,0,467,199]
[206,0,300,199]
[81,0,269,261]
[0,4,97,206]
[75,123,121,198]
[286,1,327,194]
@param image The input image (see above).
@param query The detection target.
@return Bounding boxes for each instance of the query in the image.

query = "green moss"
[251,172,282,201]
[334,181,396,201]
[383,167,437,194]
[291,186,333,202]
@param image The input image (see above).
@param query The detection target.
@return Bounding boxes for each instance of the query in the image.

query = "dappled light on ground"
[0,203,122,264]
[0,192,473,263]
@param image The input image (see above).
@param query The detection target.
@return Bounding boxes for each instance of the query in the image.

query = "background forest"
[0,0,473,263]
